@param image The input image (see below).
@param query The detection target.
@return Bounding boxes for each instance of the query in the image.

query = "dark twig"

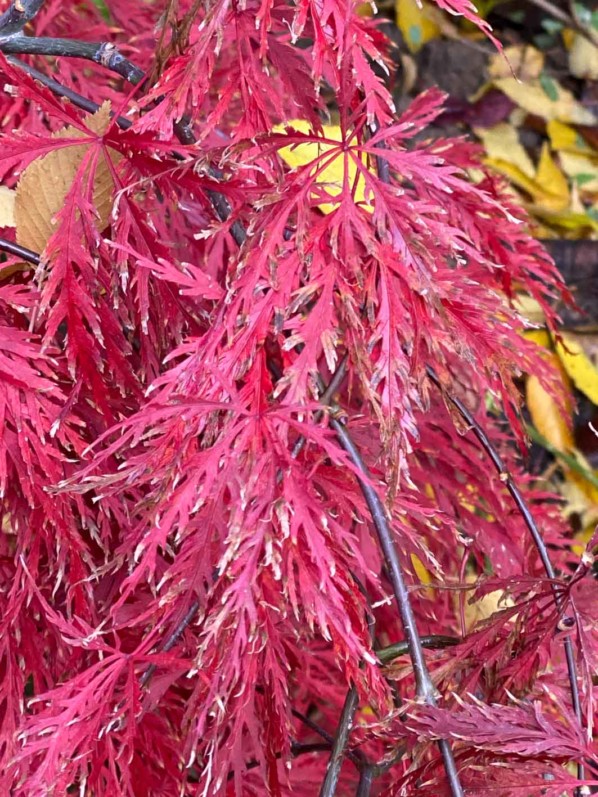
[139,598,200,688]
[377,634,459,665]
[6,56,133,125]
[318,684,360,797]
[329,417,464,797]
[0,37,145,84]
[356,765,375,797]
[0,236,40,265]
[0,0,45,36]
[425,364,584,785]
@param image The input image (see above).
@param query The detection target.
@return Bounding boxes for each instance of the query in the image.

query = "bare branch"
[318,685,360,797]
[0,236,40,265]
[0,37,145,84]
[0,0,45,37]
[426,364,584,786]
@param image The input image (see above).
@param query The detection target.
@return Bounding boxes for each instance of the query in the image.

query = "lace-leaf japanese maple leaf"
[0,0,594,796]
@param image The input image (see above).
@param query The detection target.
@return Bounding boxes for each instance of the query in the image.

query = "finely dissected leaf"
[273,121,371,214]
[14,102,118,252]
[0,0,593,795]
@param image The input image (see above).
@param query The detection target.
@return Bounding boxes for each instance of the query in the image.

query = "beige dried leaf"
[0,185,16,228]
[15,102,120,253]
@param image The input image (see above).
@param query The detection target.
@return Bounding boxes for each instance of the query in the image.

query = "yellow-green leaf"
[395,0,440,54]
[493,77,597,125]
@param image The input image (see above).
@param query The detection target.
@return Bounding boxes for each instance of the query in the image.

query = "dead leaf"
[488,45,545,82]
[493,77,597,125]
[569,33,598,80]
[0,185,15,228]
[475,123,535,178]
[15,102,119,252]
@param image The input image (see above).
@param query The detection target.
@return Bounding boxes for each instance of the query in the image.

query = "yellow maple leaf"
[274,120,372,214]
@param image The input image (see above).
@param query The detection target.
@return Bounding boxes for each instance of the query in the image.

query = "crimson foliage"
[0,0,596,795]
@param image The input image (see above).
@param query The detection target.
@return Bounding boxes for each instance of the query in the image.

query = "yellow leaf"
[15,102,119,253]
[546,119,595,157]
[493,77,597,125]
[523,329,551,348]
[514,294,546,327]
[274,120,371,214]
[526,204,598,232]
[526,367,574,455]
[488,44,544,81]
[535,142,570,209]
[569,33,598,80]
[554,331,598,404]
[0,185,15,228]
[356,0,373,16]
[475,123,535,178]
[558,151,598,194]
[458,574,515,632]
[572,524,598,558]
[484,157,568,212]
[395,0,440,54]
[411,553,433,599]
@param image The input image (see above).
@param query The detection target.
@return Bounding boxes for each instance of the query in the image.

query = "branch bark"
[0,37,145,84]
[0,0,45,37]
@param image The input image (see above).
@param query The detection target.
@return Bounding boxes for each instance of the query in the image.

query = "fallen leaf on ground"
[488,44,544,82]
[492,76,597,125]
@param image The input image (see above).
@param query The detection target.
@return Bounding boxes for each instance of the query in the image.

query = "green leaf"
[539,73,559,102]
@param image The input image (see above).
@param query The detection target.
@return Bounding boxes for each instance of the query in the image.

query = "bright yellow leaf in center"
[274,120,372,215]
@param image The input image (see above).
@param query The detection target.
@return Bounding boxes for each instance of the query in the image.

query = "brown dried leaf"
[15,102,119,253]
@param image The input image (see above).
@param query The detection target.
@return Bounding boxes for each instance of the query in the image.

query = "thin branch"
[329,417,464,797]
[356,766,375,797]
[377,634,459,665]
[0,236,40,265]
[525,0,598,48]
[318,684,360,797]
[0,37,145,84]
[6,56,132,121]
[0,0,45,37]
[139,598,200,688]
[426,364,584,785]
